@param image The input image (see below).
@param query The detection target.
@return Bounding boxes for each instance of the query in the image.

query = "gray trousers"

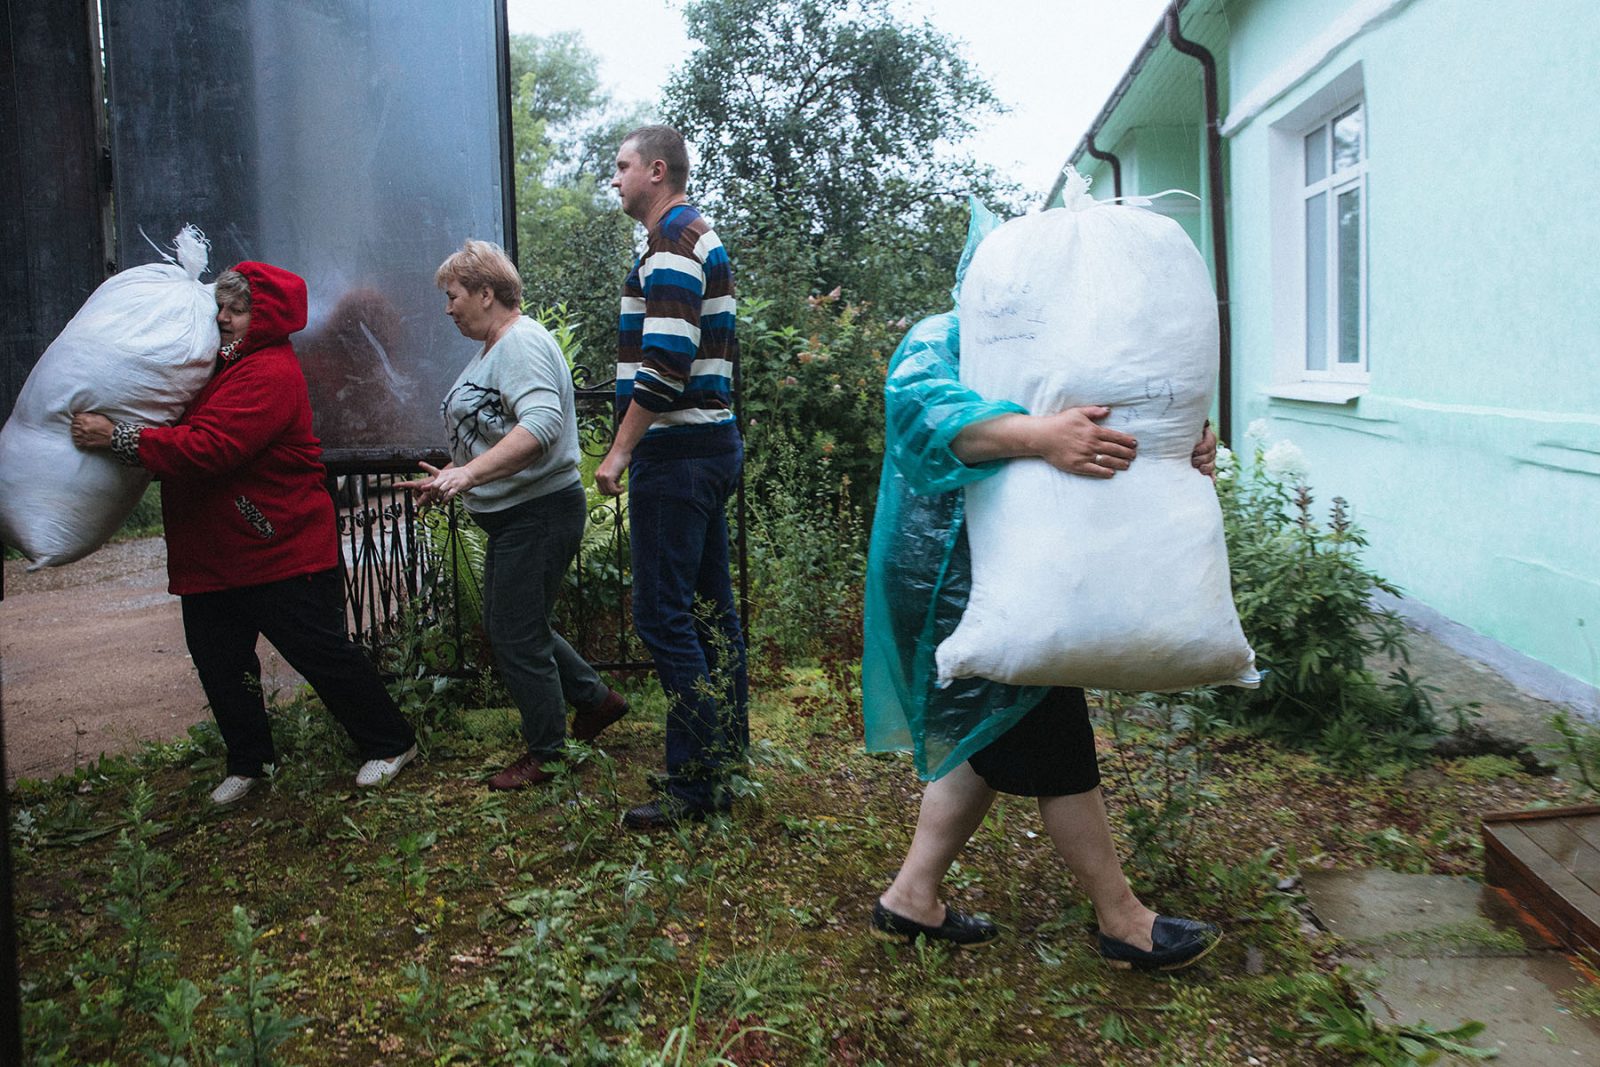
[470,482,608,758]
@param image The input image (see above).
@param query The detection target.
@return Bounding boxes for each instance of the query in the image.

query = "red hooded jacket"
[137,262,338,595]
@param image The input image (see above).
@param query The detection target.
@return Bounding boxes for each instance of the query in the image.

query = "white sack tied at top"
[934,173,1259,692]
[0,225,220,567]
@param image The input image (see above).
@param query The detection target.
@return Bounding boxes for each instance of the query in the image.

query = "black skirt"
[967,686,1101,797]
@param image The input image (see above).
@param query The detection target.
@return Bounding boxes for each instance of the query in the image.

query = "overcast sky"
[504,0,1172,197]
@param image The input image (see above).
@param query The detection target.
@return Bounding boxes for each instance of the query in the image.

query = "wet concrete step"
[1302,868,1600,1065]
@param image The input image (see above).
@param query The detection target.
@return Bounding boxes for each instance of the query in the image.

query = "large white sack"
[935,185,1258,692]
[0,227,219,567]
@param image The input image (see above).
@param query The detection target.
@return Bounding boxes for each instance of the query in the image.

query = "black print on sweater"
[443,383,509,454]
[235,496,275,540]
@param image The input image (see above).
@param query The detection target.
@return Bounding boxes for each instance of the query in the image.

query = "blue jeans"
[629,444,749,809]
[472,483,609,759]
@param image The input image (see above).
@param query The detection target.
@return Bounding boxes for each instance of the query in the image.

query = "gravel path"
[1,538,301,783]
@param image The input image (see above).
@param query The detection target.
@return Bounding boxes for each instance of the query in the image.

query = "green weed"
[1547,709,1600,799]
[212,906,309,1066]
[1298,979,1497,1063]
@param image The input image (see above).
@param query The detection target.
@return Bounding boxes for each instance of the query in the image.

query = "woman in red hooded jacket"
[71,261,417,805]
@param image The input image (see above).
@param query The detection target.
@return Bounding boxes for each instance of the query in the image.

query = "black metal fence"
[324,365,739,678]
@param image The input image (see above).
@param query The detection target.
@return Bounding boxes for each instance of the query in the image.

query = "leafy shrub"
[1213,430,1443,765]
[729,287,902,680]
[212,907,309,1066]
[21,788,307,1066]
[743,434,865,672]
[737,290,896,518]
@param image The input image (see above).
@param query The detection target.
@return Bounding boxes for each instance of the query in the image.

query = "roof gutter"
[1163,5,1233,447]
[1083,134,1122,200]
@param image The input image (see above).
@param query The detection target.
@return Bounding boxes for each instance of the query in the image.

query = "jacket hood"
[233,261,308,355]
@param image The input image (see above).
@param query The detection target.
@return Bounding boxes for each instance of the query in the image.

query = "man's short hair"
[214,269,251,311]
[434,238,523,309]
[623,125,690,191]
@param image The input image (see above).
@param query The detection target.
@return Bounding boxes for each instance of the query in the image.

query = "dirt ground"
[0,538,302,783]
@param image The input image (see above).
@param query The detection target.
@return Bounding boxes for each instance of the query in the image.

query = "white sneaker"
[210,775,258,806]
[356,744,417,788]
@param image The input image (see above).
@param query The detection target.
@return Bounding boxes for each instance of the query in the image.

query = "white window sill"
[1264,381,1368,404]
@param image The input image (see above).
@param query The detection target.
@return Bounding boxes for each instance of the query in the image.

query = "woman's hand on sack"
[952,406,1137,477]
[1034,406,1138,479]
[396,461,475,506]
[1191,422,1217,480]
[69,413,114,451]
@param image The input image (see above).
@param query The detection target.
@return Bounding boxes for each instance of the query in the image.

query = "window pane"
[1304,125,1328,185]
[1337,186,1362,364]
[1306,192,1328,371]
[1333,104,1363,172]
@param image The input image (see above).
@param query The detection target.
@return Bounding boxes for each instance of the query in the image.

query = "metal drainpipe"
[1164,5,1233,446]
[1084,134,1123,201]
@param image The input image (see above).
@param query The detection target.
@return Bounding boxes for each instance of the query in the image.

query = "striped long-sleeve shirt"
[616,203,740,458]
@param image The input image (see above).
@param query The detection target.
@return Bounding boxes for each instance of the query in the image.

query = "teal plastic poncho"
[861,200,1051,780]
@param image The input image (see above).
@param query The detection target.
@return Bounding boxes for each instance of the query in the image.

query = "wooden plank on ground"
[1521,819,1584,866]
[1482,804,1600,825]
[1507,818,1600,898]
[1567,813,1600,853]
[1553,825,1600,898]
[1484,821,1600,954]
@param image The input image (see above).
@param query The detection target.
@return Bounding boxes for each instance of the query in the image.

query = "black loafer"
[1098,915,1221,972]
[871,901,1000,948]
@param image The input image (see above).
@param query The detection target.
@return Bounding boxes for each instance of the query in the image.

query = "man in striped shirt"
[597,125,748,830]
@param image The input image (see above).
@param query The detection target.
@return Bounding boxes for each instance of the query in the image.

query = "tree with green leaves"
[664,0,1014,316]
[508,32,647,357]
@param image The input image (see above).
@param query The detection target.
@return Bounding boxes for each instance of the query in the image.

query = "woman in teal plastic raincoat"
[863,201,1223,969]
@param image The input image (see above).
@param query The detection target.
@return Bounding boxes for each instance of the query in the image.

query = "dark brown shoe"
[487,752,560,791]
[571,689,629,743]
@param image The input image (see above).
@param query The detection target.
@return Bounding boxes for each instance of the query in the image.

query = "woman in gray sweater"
[402,240,626,789]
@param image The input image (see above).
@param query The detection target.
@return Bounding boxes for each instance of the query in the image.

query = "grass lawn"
[12,668,1580,1065]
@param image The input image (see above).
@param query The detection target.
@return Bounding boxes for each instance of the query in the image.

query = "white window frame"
[1300,99,1368,383]
[1266,64,1370,402]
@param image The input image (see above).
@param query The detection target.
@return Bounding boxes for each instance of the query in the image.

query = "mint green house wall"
[1221,0,1600,697]
[1111,127,1206,252]
[1064,0,1600,701]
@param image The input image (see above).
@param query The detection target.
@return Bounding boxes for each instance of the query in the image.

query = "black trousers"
[180,567,415,777]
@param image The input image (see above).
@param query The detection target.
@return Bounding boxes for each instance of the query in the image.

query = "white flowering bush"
[1261,439,1309,483]
[1215,429,1443,765]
